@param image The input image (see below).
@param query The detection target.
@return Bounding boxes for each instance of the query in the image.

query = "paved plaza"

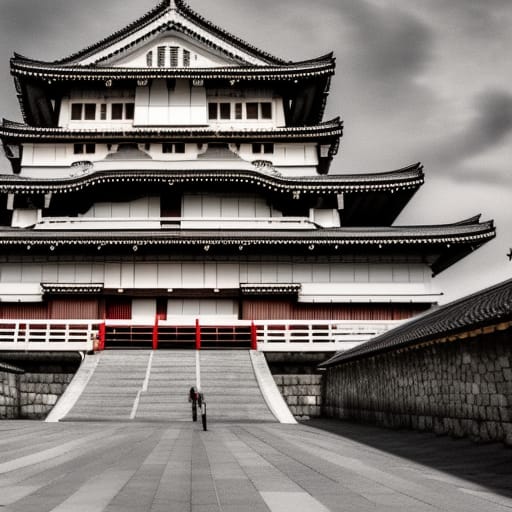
[0,419,511,512]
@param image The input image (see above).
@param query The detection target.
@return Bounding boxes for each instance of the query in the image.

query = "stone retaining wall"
[323,331,512,445]
[0,370,19,418]
[0,355,80,419]
[273,374,323,419]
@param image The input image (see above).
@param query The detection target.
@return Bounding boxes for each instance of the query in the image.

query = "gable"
[107,34,239,69]
[73,6,274,68]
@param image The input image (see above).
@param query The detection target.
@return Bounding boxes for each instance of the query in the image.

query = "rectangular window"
[73,143,84,154]
[125,103,135,120]
[111,103,123,120]
[208,103,218,120]
[246,102,258,119]
[261,102,272,119]
[220,103,231,120]
[263,143,274,154]
[162,143,173,154]
[252,143,274,154]
[162,143,186,154]
[174,143,185,154]
[71,103,83,120]
[170,46,179,67]
[235,103,243,119]
[85,144,96,154]
[100,104,107,120]
[157,46,166,67]
[84,104,96,120]
[183,49,190,67]
[146,51,153,67]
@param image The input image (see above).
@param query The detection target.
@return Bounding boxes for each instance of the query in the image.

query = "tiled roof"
[0,218,494,247]
[0,118,343,143]
[322,277,512,367]
[10,54,335,81]
[54,0,287,66]
[0,164,424,195]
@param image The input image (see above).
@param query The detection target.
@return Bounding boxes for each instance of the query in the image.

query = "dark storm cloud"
[430,90,512,166]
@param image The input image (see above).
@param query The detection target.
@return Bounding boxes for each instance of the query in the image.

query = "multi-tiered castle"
[0,0,494,345]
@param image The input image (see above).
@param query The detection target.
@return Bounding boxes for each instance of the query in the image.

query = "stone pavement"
[0,419,511,512]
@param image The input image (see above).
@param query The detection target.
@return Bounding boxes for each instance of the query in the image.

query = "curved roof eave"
[0,164,425,195]
[0,118,344,142]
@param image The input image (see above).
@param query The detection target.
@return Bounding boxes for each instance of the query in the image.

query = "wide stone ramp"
[135,350,196,421]
[199,350,276,422]
[64,351,150,421]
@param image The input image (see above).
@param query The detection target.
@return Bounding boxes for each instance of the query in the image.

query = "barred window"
[146,51,153,67]
[170,46,179,67]
[157,46,166,67]
[183,49,191,67]
[71,103,83,120]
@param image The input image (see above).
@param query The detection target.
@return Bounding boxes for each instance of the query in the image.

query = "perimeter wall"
[323,329,512,445]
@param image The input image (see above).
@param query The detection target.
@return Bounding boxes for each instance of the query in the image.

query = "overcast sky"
[0,0,510,303]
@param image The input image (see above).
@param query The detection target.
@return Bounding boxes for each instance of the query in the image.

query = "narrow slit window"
[170,46,179,67]
[157,46,166,67]
[146,51,153,67]
[183,49,191,67]
[100,104,107,120]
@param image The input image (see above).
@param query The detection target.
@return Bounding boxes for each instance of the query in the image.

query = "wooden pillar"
[152,315,159,351]
[195,318,201,350]
[251,321,258,350]
[98,322,106,351]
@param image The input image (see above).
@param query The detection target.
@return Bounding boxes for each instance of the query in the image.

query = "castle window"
[220,103,231,120]
[261,102,272,119]
[157,46,166,67]
[100,104,107,120]
[111,103,123,120]
[246,102,258,119]
[235,103,243,119]
[73,143,95,155]
[84,104,96,120]
[208,103,218,120]
[170,46,179,67]
[146,51,153,67]
[252,143,273,154]
[71,103,83,120]
[183,49,191,67]
[163,143,186,154]
[125,103,135,120]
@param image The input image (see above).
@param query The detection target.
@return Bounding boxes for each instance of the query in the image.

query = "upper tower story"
[1,0,339,178]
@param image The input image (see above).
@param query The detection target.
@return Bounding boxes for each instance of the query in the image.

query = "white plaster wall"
[0,261,436,302]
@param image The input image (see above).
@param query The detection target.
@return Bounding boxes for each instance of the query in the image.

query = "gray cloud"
[428,90,512,168]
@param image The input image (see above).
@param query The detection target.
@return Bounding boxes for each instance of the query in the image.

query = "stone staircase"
[199,350,275,422]
[64,351,149,421]
[61,350,280,423]
[135,350,196,421]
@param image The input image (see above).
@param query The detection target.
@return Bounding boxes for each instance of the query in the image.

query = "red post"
[152,315,159,351]
[195,318,201,350]
[251,321,258,351]
[98,322,106,351]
